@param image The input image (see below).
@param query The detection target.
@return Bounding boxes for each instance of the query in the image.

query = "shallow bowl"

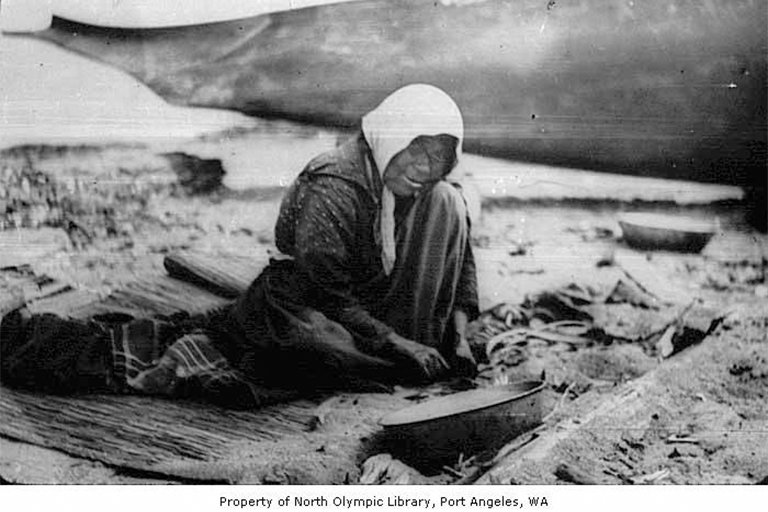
[379,380,544,467]
[618,212,716,252]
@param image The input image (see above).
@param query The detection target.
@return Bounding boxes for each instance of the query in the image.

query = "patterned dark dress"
[223,134,478,384]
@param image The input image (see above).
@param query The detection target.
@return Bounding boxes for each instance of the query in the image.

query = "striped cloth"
[104,318,294,409]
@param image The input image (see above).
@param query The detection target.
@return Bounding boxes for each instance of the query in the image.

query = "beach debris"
[655,325,677,359]
[447,425,545,485]
[161,152,225,195]
[605,278,661,309]
[554,462,600,484]
[490,303,528,327]
[596,248,616,267]
[0,265,75,316]
[657,304,724,358]
[665,435,700,445]
[508,267,545,275]
[468,269,720,393]
[523,284,598,323]
[507,241,532,256]
[542,382,577,422]
[486,321,593,362]
[565,221,616,242]
[359,454,429,485]
[443,453,477,478]
[633,468,671,484]
[615,250,694,305]
[0,145,228,250]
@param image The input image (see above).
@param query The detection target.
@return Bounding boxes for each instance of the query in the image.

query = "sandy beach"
[1,28,766,486]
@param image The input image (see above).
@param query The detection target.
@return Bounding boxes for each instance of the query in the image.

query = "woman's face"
[383,135,458,197]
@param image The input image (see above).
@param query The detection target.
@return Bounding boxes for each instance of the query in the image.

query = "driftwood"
[475,304,729,485]
[164,251,263,298]
[359,453,431,485]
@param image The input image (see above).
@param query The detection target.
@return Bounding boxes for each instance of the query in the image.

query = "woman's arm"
[289,176,390,338]
[289,176,447,380]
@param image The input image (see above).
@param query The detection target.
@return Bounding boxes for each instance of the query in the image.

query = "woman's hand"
[384,332,449,381]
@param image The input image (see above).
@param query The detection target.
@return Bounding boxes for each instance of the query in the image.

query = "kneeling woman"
[0,84,479,407]
[223,83,479,386]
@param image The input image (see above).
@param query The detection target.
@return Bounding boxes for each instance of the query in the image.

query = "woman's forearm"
[451,309,469,348]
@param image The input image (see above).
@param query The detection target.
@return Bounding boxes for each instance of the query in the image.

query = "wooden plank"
[163,251,265,298]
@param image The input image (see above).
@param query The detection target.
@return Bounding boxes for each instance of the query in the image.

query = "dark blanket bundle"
[0,309,297,409]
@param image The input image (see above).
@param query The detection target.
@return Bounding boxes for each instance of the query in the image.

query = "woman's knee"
[420,181,467,220]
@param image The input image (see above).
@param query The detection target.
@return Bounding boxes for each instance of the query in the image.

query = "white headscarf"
[361,84,464,275]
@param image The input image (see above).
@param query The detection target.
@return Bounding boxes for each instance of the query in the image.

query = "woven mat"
[0,385,314,476]
[0,384,414,483]
[0,252,419,483]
